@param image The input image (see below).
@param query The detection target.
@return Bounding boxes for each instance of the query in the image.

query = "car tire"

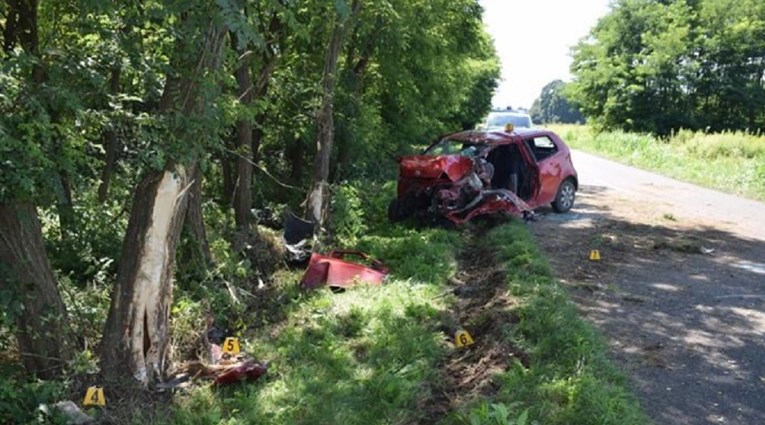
[388,199,403,222]
[552,179,576,213]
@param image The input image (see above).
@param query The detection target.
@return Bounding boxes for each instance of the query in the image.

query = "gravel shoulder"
[529,150,765,425]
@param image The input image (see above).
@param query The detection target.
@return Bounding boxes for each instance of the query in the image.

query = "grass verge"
[449,221,648,424]
[167,219,646,424]
[550,124,765,202]
[169,224,461,425]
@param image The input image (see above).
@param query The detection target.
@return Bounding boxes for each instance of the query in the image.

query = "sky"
[480,0,612,110]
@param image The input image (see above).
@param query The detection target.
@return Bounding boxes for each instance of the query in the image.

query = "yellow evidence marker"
[454,329,475,348]
[589,250,601,261]
[83,386,105,407]
[222,337,240,354]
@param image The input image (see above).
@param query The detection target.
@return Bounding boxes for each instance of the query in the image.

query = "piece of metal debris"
[39,401,93,424]
[300,250,389,289]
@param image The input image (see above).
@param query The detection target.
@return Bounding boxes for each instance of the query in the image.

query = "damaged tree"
[100,11,226,386]
[305,0,362,235]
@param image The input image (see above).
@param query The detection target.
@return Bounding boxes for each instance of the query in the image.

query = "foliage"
[529,80,584,125]
[552,124,765,201]
[457,402,530,425]
[0,373,67,424]
[569,0,765,135]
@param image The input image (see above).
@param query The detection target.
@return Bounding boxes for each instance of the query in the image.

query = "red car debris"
[300,250,389,289]
[388,127,578,224]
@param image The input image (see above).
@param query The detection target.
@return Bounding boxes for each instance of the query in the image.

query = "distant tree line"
[567,0,765,135]
[529,80,584,125]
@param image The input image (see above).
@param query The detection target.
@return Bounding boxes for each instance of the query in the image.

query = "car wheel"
[388,199,403,222]
[552,179,576,213]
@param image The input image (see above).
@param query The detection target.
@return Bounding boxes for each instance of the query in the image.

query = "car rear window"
[524,136,558,161]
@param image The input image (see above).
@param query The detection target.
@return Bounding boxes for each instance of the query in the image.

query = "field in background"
[549,125,765,202]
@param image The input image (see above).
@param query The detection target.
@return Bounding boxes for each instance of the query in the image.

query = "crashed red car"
[388,127,578,224]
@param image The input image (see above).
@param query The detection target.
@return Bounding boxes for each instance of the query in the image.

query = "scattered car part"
[212,359,268,386]
[283,210,314,263]
[39,401,93,424]
[300,250,389,289]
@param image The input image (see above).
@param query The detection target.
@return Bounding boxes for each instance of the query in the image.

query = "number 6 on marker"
[454,329,474,348]
[222,337,240,354]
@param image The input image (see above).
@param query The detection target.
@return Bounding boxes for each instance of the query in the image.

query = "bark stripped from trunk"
[0,202,72,378]
[306,19,345,232]
[100,19,226,386]
[306,1,361,234]
[100,167,191,385]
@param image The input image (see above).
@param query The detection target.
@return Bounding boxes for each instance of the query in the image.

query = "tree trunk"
[56,171,75,239]
[305,19,345,233]
[305,1,362,234]
[100,167,193,385]
[231,33,254,236]
[0,202,73,378]
[287,140,305,195]
[100,17,226,387]
[98,67,122,203]
[0,0,73,379]
[183,165,212,265]
[221,142,236,206]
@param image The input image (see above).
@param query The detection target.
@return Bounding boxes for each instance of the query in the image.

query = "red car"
[388,127,578,224]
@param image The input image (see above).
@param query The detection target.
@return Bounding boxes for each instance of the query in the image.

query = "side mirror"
[475,123,485,130]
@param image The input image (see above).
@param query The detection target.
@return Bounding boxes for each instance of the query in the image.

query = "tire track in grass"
[425,221,529,423]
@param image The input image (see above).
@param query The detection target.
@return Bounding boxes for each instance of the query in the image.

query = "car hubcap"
[561,184,574,208]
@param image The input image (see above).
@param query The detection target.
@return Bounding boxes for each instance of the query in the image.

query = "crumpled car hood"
[398,155,474,182]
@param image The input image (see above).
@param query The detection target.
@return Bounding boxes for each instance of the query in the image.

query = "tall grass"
[551,124,765,201]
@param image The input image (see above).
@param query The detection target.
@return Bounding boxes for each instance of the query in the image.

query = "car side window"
[525,136,558,161]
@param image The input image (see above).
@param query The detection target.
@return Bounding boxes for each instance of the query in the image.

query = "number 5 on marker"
[222,337,240,354]
[83,386,105,406]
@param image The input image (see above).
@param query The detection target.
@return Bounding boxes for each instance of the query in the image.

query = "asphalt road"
[531,149,765,425]
[572,150,765,242]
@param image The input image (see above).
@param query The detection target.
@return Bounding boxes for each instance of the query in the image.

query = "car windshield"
[423,140,481,156]
[486,113,532,128]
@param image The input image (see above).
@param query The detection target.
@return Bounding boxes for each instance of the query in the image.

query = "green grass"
[550,124,765,202]
[168,225,461,425]
[166,219,646,424]
[461,222,647,424]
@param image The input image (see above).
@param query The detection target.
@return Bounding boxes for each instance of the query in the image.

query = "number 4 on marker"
[83,386,105,406]
[222,337,240,354]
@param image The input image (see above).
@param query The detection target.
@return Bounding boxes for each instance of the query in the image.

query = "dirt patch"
[423,222,529,423]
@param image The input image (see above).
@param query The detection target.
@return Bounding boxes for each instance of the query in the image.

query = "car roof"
[488,110,530,116]
[445,128,552,144]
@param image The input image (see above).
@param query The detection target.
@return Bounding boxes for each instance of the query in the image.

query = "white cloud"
[480,0,611,109]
